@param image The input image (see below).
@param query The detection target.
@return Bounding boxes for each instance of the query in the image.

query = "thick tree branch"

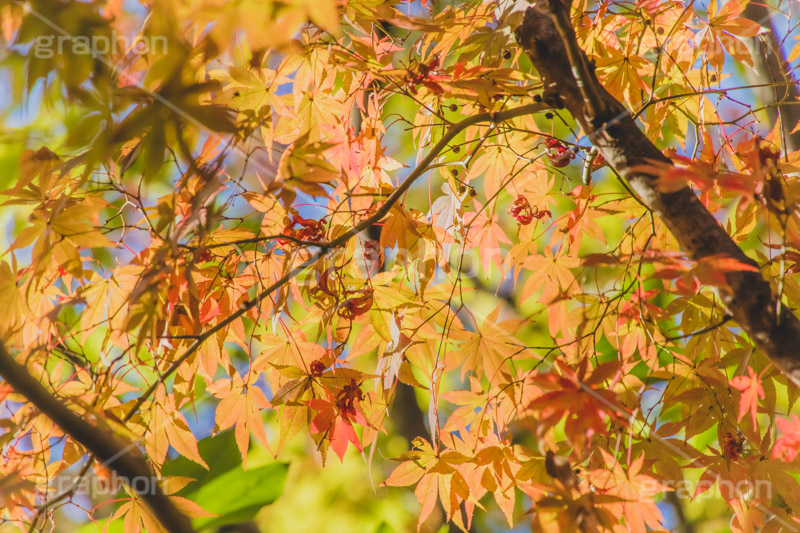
[515,5,800,383]
[743,2,800,152]
[0,341,196,533]
[546,0,606,122]
[665,491,696,533]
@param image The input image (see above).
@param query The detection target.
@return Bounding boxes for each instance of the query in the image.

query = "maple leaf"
[633,154,759,197]
[375,312,413,390]
[773,414,800,462]
[441,379,488,435]
[617,288,663,326]
[528,364,627,450]
[463,201,510,277]
[276,132,341,195]
[730,367,765,427]
[429,182,470,261]
[688,448,750,503]
[308,383,368,462]
[384,459,427,488]
[11,197,114,277]
[0,473,37,516]
[384,438,472,530]
[693,0,762,71]
[517,246,579,304]
[595,46,650,108]
[0,262,25,338]
[429,182,467,235]
[652,254,758,296]
[585,450,670,533]
[380,206,438,273]
[449,305,526,384]
[145,390,209,470]
[413,472,440,531]
[111,498,162,533]
[208,373,271,467]
[467,137,523,199]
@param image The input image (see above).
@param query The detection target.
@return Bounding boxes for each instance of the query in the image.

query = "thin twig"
[27,461,93,533]
[663,315,732,342]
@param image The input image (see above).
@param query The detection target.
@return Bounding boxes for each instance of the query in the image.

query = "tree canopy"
[1,0,800,532]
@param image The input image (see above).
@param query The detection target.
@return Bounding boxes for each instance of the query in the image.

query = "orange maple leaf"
[730,367,766,427]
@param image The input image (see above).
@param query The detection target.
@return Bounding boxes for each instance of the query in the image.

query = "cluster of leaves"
[1,0,800,532]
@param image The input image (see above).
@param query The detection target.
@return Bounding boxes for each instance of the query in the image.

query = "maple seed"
[722,432,744,460]
[508,195,550,225]
[404,57,444,94]
[759,142,780,166]
[279,214,326,245]
[509,195,534,225]
[196,249,212,262]
[339,288,374,319]
[591,153,606,167]
[545,139,575,168]
[337,379,364,421]
[310,360,325,377]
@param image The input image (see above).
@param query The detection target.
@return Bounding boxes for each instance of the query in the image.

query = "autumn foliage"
[2,0,800,532]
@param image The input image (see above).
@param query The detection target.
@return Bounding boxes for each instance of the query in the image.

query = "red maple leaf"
[773,414,800,462]
[308,382,367,461]
[729,367,765,427]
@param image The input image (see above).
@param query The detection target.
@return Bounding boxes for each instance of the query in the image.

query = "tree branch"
[743,2,800,152]
[515,4,800,384]
[0,341,196,533]
[665,491,696,533]
[546,0,606,122]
